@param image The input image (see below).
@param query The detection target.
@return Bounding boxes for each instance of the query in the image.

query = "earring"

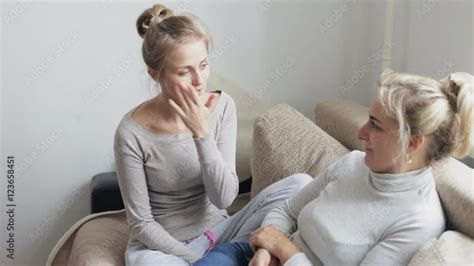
[407,154,413,164]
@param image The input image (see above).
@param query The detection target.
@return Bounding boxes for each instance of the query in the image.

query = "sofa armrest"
[250,104,349,198]
[409,231,474,265]
[66,211,129,265]
[432,158,474,238]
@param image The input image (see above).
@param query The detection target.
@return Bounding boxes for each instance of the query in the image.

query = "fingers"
[269,256,279,266]
[250,243,258,252]
[249,257,262,266]
[249,256,265,266]
[186,85,200,105]
[205,93,219,110]
[248,251,261,266]
[182,85,199,106]
[250,229,263,252]
[168,99,186,118]
[250,226,286,254]
[249,249,272,266]
[175,84,203,110]
[248,259,256,266]
[174,85,191,110]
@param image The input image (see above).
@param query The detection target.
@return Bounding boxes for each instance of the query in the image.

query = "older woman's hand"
[249,248,278,266]
[250,226,301,264]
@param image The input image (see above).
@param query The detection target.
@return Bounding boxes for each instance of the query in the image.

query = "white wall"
[1,0,472,265]
[393,0,474,166]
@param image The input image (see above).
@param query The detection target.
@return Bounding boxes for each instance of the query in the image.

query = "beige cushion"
[250,104,349,198]
[315,100,367,151]
[432,158,474,239]
[409,231,474,265]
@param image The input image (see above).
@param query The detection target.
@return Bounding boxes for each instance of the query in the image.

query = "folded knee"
[286,173,312,189]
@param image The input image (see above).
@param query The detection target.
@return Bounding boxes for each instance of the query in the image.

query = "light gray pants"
[125,174,312,266]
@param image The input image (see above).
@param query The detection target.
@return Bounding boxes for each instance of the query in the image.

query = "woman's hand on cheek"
[168,84,214,138]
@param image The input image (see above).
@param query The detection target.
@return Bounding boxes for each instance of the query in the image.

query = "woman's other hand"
[249,248,278,266]
[250,226,301,264]
[168,84,219,138]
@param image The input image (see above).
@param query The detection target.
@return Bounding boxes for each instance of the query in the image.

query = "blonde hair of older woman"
[377,69,473,164]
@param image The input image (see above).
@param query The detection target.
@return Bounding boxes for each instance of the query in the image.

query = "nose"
[357,121,369,141]
[192,71,204,86]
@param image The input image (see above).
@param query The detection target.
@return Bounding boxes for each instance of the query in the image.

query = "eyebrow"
[174,57,208,69]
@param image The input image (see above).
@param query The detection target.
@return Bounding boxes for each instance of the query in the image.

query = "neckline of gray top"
[124,90,225,142]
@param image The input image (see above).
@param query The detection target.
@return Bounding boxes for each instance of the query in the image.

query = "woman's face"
[357,99,403,173]
[158,40,210,100]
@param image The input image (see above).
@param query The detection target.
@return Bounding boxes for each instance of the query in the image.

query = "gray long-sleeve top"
[262,151,445,266]
[113,91,238,262]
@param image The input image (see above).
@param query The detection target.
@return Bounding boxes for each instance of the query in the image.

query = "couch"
[47,100,474,265]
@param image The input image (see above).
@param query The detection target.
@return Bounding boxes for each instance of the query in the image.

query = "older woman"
[195,70,473,266]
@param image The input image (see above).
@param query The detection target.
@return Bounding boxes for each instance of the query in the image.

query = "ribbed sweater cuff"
[283,252,312,266]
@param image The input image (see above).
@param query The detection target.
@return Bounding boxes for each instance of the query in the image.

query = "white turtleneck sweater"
[262,151,445,266]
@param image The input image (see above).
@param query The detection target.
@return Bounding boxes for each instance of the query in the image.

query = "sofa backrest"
[250,104,349,198]
[314,100,474,239]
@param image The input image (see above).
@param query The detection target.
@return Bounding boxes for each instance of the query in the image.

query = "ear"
[408,134,425,154]
[147,68,159,81]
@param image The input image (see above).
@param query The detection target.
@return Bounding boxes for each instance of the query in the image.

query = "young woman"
[113,4,311,265]
[195,70,473,266]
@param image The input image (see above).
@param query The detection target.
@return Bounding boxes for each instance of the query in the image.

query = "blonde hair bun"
[378,69,473,163]
[136,4,175,38]
[441,72,473,157]
[441,72,473,112]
